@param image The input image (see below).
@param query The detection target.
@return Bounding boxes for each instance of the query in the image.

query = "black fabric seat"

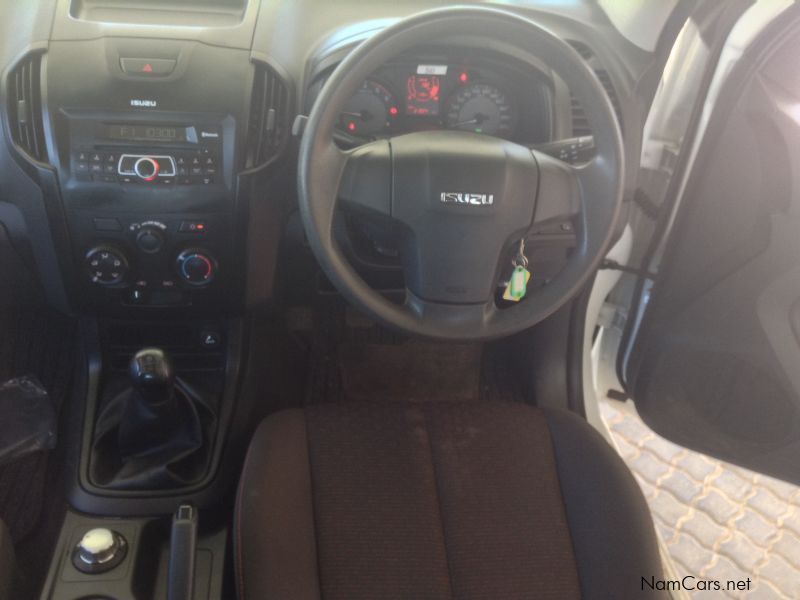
[235,402,665,599]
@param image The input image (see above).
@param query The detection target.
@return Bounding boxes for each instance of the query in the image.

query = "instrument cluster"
[308,54,553,144]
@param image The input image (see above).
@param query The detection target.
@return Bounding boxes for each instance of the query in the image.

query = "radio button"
[75,161,89,174]
[89,163,103,174]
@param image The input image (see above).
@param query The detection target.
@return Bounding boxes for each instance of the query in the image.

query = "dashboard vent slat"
[570,94,592,137]
[566,40,622,137]
[7,54,46,162]
[247,62,291,168]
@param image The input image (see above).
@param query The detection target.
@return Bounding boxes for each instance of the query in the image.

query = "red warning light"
[142,63,154,73]
[347,122,357,132]
[459,72,469,83]
[389,107,398,116]
[196,223,205,231]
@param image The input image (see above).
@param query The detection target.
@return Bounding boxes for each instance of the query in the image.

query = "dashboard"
[306,50,554,144]
[0,0,644,321]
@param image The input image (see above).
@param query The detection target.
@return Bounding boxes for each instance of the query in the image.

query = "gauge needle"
[453,114,487,127]
[341,111,374,121]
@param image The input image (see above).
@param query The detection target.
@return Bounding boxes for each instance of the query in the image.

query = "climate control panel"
[67,210,233,313]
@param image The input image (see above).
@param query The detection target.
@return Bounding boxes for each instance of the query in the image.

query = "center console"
[1,0,295,595]
[20,33,289,512]
[45,39,250,316]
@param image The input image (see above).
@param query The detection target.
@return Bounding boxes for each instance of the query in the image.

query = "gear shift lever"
[116,348,181,459]
[91,346,217,490]
[129,348,175,406]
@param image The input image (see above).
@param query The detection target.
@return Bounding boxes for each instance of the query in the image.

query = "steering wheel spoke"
[531,151,582,226]
[338,139,393,217]
[403,289,499,333]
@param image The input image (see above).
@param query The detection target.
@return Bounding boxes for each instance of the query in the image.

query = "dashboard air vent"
[246,61,291,169]
[566,40,622,136]
[7,54,46,162]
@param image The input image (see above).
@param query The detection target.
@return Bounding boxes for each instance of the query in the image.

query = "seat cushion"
[235,402,664,599]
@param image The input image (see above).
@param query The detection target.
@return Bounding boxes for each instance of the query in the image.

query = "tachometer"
[339,80,399,136]
[444,83,515,137]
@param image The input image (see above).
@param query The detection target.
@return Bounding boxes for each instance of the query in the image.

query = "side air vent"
[567,40,622,136]
[7,53,46,162]
[246,61,291,169]
[570,95,592,137]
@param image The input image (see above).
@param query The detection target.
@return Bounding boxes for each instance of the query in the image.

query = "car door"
[619,0,800,486]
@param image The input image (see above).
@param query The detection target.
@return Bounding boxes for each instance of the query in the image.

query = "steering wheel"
[298,6,623,341]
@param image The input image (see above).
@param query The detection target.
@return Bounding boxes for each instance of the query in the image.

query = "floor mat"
[339,341,483,402]
[0,309,75,543]
[301,300,526,405]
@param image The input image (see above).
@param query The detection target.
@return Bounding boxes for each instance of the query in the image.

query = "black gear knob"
[129,348,175,405]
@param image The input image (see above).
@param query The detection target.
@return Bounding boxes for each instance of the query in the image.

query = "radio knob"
[85,246,129,286]
[135,227,164,253]
[176,249,216,286]
[134,157,160,181]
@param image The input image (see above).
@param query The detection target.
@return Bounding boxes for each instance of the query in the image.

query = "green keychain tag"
[503,265,531,302]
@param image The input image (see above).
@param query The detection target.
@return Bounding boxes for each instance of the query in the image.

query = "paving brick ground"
[600,399,800,599]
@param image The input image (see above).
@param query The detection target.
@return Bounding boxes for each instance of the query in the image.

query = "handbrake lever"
[167,504,198,600]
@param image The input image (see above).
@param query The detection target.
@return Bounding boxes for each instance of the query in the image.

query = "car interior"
[1,1,800,598]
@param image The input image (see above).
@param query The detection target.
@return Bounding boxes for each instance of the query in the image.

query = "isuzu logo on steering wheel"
[440,192,495,206]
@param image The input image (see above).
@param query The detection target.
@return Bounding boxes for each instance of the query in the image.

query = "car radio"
[69,120,223,186]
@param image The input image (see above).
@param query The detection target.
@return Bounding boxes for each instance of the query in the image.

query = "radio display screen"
[103,124,188,143]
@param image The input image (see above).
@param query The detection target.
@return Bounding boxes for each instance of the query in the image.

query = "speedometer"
[339,80,399,136]
[444,83,515,137]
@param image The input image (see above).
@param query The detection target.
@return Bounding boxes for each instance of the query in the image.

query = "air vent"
[7,53,46,162]
[566,40,622,136]
[570,94,592,137]
[246,62,291,169]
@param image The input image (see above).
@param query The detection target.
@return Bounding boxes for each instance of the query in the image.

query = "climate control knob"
[176,249,216,286]
[85,246,129,286]
[135,227,164,253]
